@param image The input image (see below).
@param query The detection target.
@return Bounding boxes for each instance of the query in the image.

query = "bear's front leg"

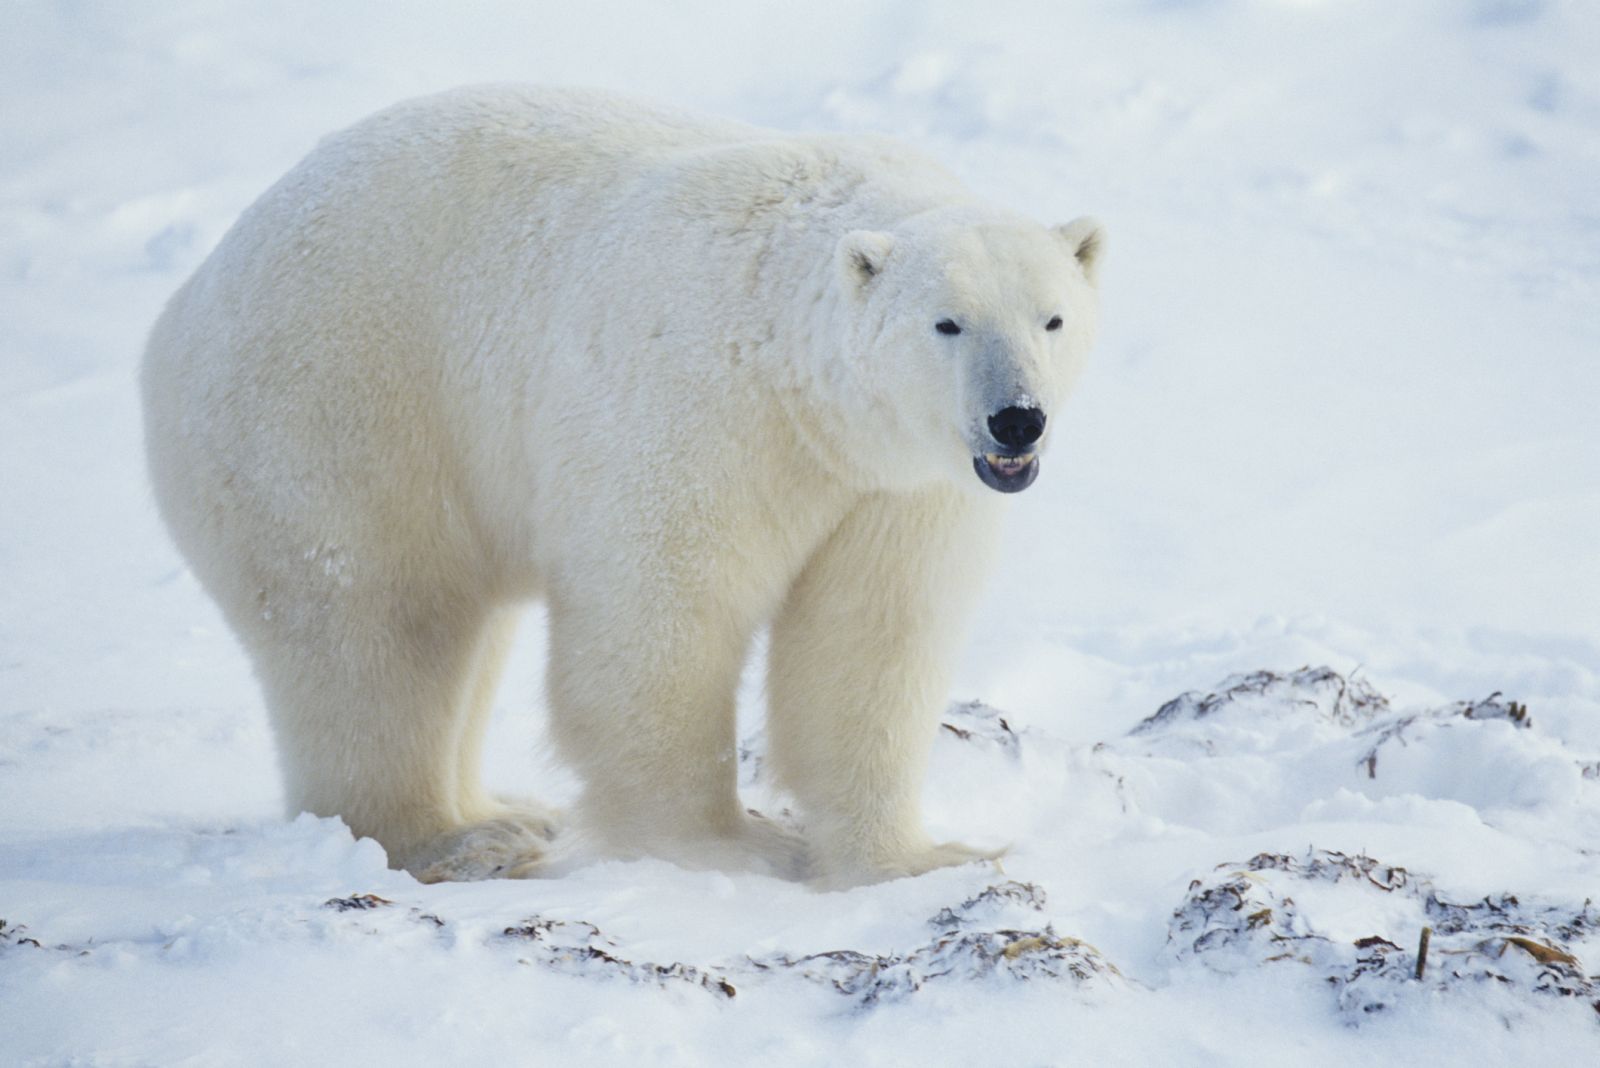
[767,487,1005,885]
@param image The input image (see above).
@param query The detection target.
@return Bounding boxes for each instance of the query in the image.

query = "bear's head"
[831,208,1103,494]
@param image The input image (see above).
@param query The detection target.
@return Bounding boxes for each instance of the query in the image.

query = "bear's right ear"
[837,230,895,294]
[1055,216,1105,285]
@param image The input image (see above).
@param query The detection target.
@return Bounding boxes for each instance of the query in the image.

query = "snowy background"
[3,0,1599,1063]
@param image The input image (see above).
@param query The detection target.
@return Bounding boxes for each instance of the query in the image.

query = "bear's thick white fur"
[142,86,1103,884]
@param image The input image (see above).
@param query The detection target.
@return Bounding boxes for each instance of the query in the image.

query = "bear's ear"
[1055,216,1105,285]
[837,230,895,293]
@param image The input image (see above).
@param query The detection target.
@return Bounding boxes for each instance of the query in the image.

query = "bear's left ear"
[1055,216,1105,285]
[837,230,895,295]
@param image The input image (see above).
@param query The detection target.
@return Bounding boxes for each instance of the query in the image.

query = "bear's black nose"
[987,406,1046,450]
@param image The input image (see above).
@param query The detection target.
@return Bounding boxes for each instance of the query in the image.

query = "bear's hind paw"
[732,808,812,881]
[486,795,563,842]
[400,815,553,883]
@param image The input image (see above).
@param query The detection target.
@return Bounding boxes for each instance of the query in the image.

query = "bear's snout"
[987,406,1045,451]
[973,405,1044,493]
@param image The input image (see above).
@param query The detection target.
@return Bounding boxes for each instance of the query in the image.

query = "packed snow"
[3,1,1598,1063]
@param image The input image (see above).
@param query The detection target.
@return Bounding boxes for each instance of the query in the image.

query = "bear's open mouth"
[973,452,1038,493]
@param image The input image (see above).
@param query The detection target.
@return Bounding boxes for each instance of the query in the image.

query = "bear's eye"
[1045,315,1063,332]
[935,319,962,336]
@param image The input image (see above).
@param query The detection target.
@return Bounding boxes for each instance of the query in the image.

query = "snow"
[3,0,1599,1063]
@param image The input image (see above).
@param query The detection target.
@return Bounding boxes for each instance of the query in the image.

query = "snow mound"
[747,877,1123,1008]
[1169,848,1600,1022]
[1134,665,1391,735]
[0,918,43,953]
[1352,690,1532,780]
[502,916,740,1000]
[926,879,1048,929]
[747,925,1125,1008]
[293,879,1123,1009]
[940,699,1024,756]
[499,876,1117,1007]
[1101,666,1594,832]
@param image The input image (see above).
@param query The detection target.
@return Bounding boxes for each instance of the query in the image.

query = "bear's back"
[319,85,969,240]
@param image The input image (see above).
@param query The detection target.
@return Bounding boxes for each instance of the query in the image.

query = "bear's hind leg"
[252,590,552,881]
[452,605,562,841]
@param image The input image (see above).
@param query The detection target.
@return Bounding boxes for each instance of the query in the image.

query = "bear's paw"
[400,807,561,883]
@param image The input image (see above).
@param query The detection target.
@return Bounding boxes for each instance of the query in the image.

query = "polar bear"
[142,86,1103,885]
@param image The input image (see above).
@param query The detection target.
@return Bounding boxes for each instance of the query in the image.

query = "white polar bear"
[142,86,1103,885]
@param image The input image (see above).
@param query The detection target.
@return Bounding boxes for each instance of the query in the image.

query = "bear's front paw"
[896,839,1008,877]
[584,803,810,879]
[820,839,1008,887]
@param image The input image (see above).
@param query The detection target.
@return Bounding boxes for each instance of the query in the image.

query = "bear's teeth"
[985,453,1035,469]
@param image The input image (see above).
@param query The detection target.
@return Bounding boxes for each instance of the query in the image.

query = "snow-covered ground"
[3,1,1598,1063]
